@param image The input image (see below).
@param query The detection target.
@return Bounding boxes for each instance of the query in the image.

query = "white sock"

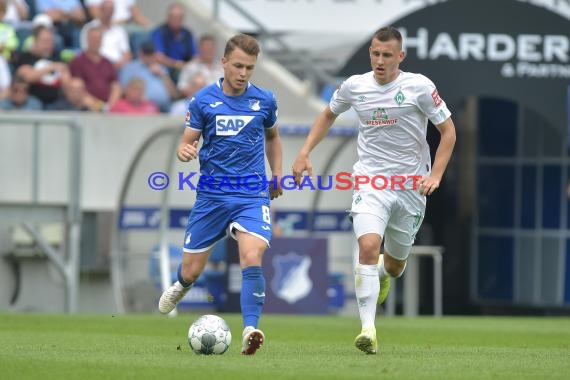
[354,264,379,329]
[377,254,389,279]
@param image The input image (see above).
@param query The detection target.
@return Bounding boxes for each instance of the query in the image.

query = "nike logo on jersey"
[216,115,255,136]
[261,225,271,231]
[209,101,223,108]
[253,292,265,298]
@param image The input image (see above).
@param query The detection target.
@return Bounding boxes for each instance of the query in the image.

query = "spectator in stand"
[150,2,195,82]
[46,77,101,111]
[21,14,65,55]
[80,0,132,69]
[169,71,206,116]
[1,0,28,27]
[119,41,177,112]
[0,76,42,110]
[0,54,10,99]
[13,25,70,108]
[70,26,121,111]
[85,0,151,27]
[35,0,86,48]
[0,0,19,60]
[47,77,101,112]
[177,34,222,96]
[110,76,159,114]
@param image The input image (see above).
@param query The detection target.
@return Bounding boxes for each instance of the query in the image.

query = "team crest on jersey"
[249,99,261,111]
[394,89,406,106]
[354,194,362,205]
[215,115,255,136]
[271,252,313,304]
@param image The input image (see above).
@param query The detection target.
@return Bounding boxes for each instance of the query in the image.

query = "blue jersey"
[185,79,278,199]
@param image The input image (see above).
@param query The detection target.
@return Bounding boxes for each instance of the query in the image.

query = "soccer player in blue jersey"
[158,33,283,356]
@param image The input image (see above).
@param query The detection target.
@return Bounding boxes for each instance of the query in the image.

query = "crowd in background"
[0,0,223,115]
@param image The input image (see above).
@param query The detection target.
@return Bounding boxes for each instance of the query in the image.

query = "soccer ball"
[188,315,232,355]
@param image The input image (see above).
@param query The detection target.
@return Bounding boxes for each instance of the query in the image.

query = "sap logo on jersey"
[215,115,255,136]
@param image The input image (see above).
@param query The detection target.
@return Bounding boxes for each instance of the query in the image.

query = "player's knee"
[358,235,381,262]
[239,249,264,267]
[359,248,381,264]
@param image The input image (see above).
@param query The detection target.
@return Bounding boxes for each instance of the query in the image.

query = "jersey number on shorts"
[262,205,271,224]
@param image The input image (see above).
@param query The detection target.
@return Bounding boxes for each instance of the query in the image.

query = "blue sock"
[177,263,192,288]
[241,266,265,329]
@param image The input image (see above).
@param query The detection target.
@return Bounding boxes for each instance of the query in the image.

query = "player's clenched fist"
[177,141,199,162]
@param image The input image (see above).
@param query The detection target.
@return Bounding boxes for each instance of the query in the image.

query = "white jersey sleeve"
[329,77,355,115]
[415,75,451,126]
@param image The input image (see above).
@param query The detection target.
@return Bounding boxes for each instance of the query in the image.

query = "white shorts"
[350,188,425,260]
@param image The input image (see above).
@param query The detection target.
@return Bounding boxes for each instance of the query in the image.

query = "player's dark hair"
[372,26,403,48]
[224,33,260,58]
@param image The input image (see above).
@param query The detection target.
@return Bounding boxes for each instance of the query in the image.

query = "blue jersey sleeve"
[264,91,278,129]
[186,97,204,131]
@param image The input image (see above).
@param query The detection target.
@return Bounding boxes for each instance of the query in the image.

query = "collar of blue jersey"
[217,78,252,90]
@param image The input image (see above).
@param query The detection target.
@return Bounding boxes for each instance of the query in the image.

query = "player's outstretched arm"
[265,126,284,199]
[292,106,338,186]
[177,128,201,162]
[418,117,456,196]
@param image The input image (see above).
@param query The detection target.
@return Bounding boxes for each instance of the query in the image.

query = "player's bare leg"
[158,250,211,314]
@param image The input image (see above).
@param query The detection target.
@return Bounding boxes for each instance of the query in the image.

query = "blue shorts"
[183,197,273,253]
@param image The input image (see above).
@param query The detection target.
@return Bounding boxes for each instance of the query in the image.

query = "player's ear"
[399,50,406,63]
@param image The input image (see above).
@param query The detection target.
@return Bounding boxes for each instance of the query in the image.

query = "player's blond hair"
[224,33,260,58]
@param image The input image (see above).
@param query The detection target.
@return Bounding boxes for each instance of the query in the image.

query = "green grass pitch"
[0,313,569,379]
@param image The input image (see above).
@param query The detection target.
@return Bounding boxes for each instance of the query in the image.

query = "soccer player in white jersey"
[158,33,284,355]
[292,26,456,354]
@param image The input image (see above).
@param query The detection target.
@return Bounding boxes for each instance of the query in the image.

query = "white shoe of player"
[241,326,265,355]
[158,281,190,314]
